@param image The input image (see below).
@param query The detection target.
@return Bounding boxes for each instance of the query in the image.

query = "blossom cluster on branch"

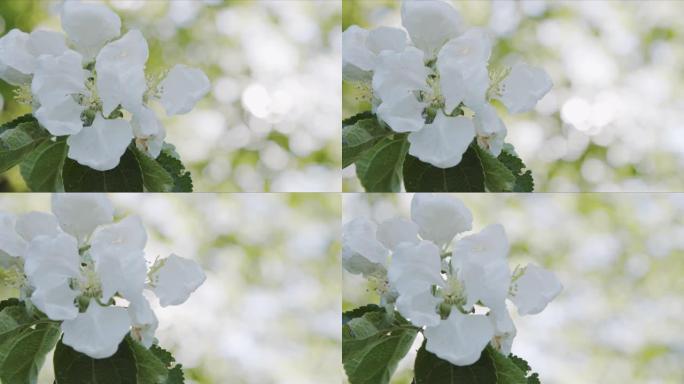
[343,194,562,366]
[0,1,209,171]
[0,194,205,359]
[343,0,552,169]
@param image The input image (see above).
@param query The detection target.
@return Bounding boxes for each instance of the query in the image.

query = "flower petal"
[96,30,149,115]
[410,194,472,248]
[24,233,81,293]
[496,62,552,114]
[158,64,210,116]
[367,26,408,55]
[376,217,419,250]
[131,106,166,158]
[407,114,475,168]
[61,301,131,359]
[510,263,562,315]
[61,1,121,62]
[376,92,426,133]
[0,29,34,85]
[151,254,206,307]
[472,103,506,156]
[372,47,429,102]
[34,95,85,136]
[488,304,516,355]
[15,212,61,241]
[90,216,148,301]
[424,311,494,366]
[401,0,463,59]
[342,25,373,82]
[342,217,389,276]
[0,212,27,258]
[31,50,88,106]
[128,294,158,348]
[31,279,79,321]
[67,114,133,171]
[51,194,114,245]
[28,30,68,57]
[396,287,442,328]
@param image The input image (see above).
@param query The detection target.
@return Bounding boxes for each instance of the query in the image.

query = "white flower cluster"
[343,194,562,366]
[0,1,210,171]
[342,0,553,168]
[0,194,206,359]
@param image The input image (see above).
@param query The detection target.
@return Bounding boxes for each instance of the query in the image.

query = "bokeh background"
[343,0,684,192]
[0,0,341,192]
[343,193,684,384]
[0,193,341,384]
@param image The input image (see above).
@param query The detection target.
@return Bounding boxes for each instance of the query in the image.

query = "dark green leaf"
[0,299,20,312]
[414,344,531,384]
[54,337,138,384]
[342,115,392,168]
[343,305,418,384]
[20,139,68,192]
[0,114,37,135]
[498,150,534,192]
[355,136,409,192]
[343,304,382,325]
[0,120,50,173]
[62,147,144,192]
[131,147,174,192]
[155,148,193,192]
[129,339,169,384]
[342,111,376,127]
[150,344,185,384]
[473,145,516,192]
[403,145,485,192]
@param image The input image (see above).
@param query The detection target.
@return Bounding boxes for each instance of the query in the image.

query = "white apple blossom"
[343,0,552,168]
[0,1,209,171]
[0,194,205,359]
[344,194,562,366]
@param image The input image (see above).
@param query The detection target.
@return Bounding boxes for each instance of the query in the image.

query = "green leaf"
[414,344,533,384]
[131,147,174,192]
[0,302,59,384]
[342,304,382,325]
[342,115,392,168]
[509,354,541,384]
[355,136,409,192]
[62,147,144,192]
[155,147,193,192]
[20,139,68,192]
[0,120,50,173]
[129,339,169,384]
[343,305,418,384]
[342,111,376,127]
[150,345,185,384]
[0,114,37,135]
[403,145,485,192]
[54,337,138,384]
[498,150,534,192]
[473,145,516,192]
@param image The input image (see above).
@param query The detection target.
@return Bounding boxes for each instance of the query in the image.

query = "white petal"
[24,233,81,291]
[496,62,552,114]
[34,95,85,136]
[407,114,475,168]
[0,212,27,258]
[128,295,158,348]
[96,30,149,115]
[51,194,114,244]
[401,0,463,59]
[395,287,442,327]
[342,218,389,277]
[131,106,165,158]
[376,92,426,133]
[388,241,444,300]
[410,194,472,248]
[61,1,121,62]
[67,114,133,171]
[0,29,33,85]
[158,64,210,116]
[372,47,429,101]
[151,254,206,307]
[472,103,507,156]
[90,216,148,301]
[28,30,68,57]
[437,28,492,73]
[453,224,509,264]
[31,50,88,106]
[376,217,419,250]
[367,26,408,55]
[510,263,562,315]
[16,212,61,241]
[488,305,516,355]
[31,279,78,321]
[61,301,131,359]
[424,311,493,366]
[342,25,373,82]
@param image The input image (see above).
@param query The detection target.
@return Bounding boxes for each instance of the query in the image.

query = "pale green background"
[0,193,341,384]
[343,0,684,192]
[0,0,341,192]
[344,193,684,384]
